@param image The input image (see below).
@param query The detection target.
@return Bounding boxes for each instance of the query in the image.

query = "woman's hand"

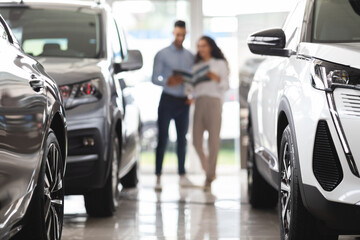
[185,98,194,105]
[167,75,184,86]
[207,71,221,83]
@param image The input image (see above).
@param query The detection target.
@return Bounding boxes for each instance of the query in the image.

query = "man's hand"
[167,75,184,86]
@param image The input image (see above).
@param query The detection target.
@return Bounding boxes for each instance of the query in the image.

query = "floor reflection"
[62,171,360,240]
[62,173,241,240]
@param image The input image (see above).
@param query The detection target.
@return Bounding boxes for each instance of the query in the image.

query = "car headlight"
[311,59,360,91]
[59,78,102,110]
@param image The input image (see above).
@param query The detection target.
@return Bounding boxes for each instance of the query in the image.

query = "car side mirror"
[114,49,143,74]
[247,28,294,57]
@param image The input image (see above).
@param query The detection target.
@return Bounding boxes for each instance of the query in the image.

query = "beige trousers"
[192,96,222,182]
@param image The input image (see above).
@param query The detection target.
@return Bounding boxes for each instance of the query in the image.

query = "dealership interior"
[1,0,360,239]
[60,0,360,239]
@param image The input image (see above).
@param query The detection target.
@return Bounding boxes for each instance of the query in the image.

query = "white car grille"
[335,91,360,117]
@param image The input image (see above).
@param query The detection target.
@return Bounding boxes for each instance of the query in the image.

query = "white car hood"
[298,42,360,69]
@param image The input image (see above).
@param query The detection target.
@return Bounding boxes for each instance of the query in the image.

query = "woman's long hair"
[195,36,227,64]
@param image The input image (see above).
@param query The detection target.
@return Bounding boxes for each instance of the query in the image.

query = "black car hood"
[36,57,106,86]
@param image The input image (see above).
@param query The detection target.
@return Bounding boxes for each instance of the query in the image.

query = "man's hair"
[174,20,186,29]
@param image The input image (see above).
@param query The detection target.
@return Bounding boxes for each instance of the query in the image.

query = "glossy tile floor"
[62,170,360,240]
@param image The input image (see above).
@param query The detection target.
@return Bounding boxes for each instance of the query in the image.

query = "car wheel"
[247,125,277,208]
[14,130,64,240]
[120,162,139,188]
[84,136,120,217]
[279,126,338,240]
[120,125,140,188]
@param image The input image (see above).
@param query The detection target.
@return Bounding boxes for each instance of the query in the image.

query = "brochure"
[173,65,211,86]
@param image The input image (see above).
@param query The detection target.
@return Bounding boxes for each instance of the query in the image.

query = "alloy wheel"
[247,126,254,196]
[280,141,292,240]
[111,138,120,208]
[44,143,63,240]
[247,143,254,195]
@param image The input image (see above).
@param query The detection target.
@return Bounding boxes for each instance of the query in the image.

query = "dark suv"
[0,1,143,217]
[0,15,67,240]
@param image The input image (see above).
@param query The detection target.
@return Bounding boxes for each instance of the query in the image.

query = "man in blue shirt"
[152,20,194,191]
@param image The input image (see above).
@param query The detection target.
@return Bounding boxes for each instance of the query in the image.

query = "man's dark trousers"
[155,92,189,175]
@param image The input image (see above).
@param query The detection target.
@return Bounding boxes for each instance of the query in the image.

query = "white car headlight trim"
[311,59,360,91]
[311,59,360,177]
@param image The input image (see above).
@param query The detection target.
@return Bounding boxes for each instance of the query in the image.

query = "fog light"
[83,137,95,147]
[83,137,89,146]
[88,138,95,146]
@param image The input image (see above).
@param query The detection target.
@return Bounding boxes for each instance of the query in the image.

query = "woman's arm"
[216,60,229,91]
[207,60,229,90]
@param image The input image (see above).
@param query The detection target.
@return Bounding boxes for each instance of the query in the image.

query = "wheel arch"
[50,111,67,166]
[277,98,309,209]
[104,115,123,181]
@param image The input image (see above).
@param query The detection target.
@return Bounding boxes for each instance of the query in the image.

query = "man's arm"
[152,51,183,87]
[152,52,166,87]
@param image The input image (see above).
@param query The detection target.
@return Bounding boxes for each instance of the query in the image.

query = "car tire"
[120,162,139,188]
[120,126,140,189]
[14,130,64,240]
[247,125,277,208]
[279,126,338,240]
[84,136,120,217]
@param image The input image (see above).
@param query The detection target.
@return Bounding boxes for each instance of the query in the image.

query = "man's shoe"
[155,176,162,191]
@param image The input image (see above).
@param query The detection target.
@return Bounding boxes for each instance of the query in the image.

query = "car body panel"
[0,14,66,239]
[0,1,141,195]
[247,0,360,232]
[298,42,360,69]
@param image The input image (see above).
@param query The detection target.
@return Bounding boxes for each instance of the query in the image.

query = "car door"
[114,22,140,172]
[259,0,306,158]
[0,16,47,226]
[250,1,306,183]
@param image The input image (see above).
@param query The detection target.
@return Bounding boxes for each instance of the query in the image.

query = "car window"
[283,0,306,50]
[110,19,123,62]
[312,0,360,42]
[1,7,101,58]
[0,20,9,44]
[116,23,128,59]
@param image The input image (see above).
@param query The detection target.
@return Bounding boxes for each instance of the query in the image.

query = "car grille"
[339,93,360,117]
[313,120,343,191]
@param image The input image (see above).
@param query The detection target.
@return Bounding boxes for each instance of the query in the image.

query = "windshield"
[0,7,101,58]
[312,0,360,43]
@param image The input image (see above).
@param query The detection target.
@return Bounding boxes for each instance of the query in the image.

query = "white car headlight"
[59,78,102,109]
[311,59,360,91]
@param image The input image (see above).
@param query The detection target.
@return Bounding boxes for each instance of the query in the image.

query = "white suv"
[247,0,360,239]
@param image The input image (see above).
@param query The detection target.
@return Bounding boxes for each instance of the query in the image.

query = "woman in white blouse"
[192,36,229,191]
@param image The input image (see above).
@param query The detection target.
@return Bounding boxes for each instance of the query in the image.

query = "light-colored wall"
[237,12,289,69]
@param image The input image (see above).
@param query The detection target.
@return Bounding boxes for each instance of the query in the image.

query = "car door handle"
[29,74,44,91]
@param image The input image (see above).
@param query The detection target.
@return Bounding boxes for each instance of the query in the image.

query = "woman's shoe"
[204,180,212,192]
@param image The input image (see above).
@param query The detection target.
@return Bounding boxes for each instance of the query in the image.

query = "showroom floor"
[62,170,360,240]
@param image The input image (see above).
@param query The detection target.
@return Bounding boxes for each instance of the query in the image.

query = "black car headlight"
[59,78,102,109]
[311,59,360,91]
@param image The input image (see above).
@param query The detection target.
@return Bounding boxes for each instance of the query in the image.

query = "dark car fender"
[45,78,67,171]
[103,108,123,181]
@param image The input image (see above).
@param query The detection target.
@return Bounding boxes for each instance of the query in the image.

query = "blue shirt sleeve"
[152,51,166,87]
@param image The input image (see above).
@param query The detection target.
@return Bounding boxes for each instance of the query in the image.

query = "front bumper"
[291,84,360,232]
[64,117,109,194]
[303,184,360,234]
